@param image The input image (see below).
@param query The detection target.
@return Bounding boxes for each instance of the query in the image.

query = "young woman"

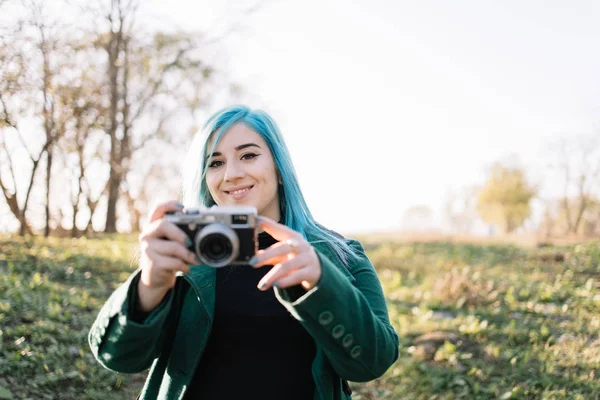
[88,105,399,399]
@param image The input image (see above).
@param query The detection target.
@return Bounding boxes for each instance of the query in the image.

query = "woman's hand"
[137,201,198,312]
[251,216,322,292]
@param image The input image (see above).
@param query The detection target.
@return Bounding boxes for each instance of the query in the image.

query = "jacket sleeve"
[88,269,177,373]
[274,239,399,382]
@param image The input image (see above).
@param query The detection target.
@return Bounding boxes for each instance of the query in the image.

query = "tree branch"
[0,91,35,160]
[130,45,192,123]
[2,142,18,200]
[132,107,179,153]
[21,139,50,215]
[558,139,573,231]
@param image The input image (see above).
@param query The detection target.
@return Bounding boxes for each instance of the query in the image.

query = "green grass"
[0,235,144,399]
[1,235,599,399]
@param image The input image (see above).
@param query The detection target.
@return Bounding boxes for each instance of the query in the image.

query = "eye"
[207,160,224,168]
[241,152,260,160]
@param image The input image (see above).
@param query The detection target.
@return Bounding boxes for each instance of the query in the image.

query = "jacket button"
[318,311,333,326]
[350,345,362,359]
[332,324,345,339]
[342,334,354,348]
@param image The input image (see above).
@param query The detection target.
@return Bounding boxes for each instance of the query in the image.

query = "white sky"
[3,0,600,234]
[145,0,600,234]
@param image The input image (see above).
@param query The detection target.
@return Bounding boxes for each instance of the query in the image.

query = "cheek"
[261,158,279,185]
[205,174,220,196]
[269,167,280,188]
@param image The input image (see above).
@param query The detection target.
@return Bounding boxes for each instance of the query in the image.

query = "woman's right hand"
[136,201,198,312]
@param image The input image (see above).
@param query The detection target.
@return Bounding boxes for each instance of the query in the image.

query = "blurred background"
[1,1,599,399]
[1,0,599,239]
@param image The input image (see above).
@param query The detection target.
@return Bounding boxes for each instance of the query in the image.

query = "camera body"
[165,206,258,268]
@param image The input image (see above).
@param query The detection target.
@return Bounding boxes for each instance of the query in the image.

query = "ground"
[0,234,599,399]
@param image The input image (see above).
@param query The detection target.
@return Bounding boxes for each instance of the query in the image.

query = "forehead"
[208,123,267,152]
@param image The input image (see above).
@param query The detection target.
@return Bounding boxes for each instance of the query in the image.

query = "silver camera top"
[164,205,258,228]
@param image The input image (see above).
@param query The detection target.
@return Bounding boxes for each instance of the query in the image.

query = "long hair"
[181,105,361,267]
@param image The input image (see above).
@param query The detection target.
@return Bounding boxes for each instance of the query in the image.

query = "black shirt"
[184,231,317,399]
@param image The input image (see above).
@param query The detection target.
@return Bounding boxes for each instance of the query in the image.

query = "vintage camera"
[165,206,258,268]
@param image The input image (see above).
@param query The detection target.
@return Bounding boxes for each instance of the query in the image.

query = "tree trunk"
[571,175,588,235]
[40,20,55,238]
[104,21,123,233]
[105,170,120,232]
[71,177,81,238]
[84,198,100,234]
[71,205,79,237]
[71,142,84,238]
[19,213,28,236]
[1,158,40,237]
[44,145,53,237]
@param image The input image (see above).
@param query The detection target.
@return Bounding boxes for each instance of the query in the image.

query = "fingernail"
[185,237,193,247]
[257,281,267,290]
[176,202,185,209]
[249,256,258,266]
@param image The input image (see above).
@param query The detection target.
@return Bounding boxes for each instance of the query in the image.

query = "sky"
[3,0,600,234]
[143,0,600,234]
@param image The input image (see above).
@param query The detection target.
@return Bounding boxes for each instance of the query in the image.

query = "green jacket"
[88,239,399,400]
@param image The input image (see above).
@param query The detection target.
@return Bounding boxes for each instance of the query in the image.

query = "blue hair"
[181,105,361,267]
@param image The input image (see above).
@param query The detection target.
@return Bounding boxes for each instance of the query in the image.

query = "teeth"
[231,187,250,195]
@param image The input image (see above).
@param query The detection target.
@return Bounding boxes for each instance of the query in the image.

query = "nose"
[224,160,245,182]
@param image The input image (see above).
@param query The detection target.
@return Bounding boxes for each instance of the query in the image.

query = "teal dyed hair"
[181,105,360,267]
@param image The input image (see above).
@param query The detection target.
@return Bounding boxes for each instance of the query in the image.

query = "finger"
[270,267,316,290]
[141,219,190,248]
[257,216,301,242]
[257,253,311,290]
[147,238,197,265]
[251,239,308,268]
[148,200,184,223]
[140,248,191,281]
[164,259,191,275]
[150,250,191,274]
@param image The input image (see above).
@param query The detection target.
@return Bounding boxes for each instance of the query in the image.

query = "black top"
[184,231,317,399]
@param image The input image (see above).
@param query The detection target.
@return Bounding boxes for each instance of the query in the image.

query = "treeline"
[477,140,600,238]
[403,136,600,238]
[0,0,241,237]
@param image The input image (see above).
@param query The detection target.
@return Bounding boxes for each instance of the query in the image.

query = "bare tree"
[1,0,236,235]
[0,0,72,236]
[443,186,478,235]
[401,204,434,233]
[0,25,40,235]
[550,135,600,235]
[27,0,66,237]
[0,137,39,236]
[78,0,219,232]
[123,160,182,232]
[53,64,106,236]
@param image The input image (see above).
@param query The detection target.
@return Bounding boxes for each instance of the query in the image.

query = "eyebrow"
[205,143,262,161]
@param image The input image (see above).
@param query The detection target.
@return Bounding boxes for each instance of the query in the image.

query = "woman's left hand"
[251,216,322,292]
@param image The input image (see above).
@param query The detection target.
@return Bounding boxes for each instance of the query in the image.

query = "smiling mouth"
[224,185,254,195]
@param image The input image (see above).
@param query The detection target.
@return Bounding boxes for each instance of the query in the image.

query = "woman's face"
[205,123,281,221]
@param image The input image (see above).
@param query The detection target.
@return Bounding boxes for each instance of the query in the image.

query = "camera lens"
[200,234,232,262]
[195,223,239,267]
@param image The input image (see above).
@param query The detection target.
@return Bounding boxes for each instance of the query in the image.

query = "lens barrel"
[195,223,239,267]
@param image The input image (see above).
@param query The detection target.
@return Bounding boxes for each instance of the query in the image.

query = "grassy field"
[0,234,599,399]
